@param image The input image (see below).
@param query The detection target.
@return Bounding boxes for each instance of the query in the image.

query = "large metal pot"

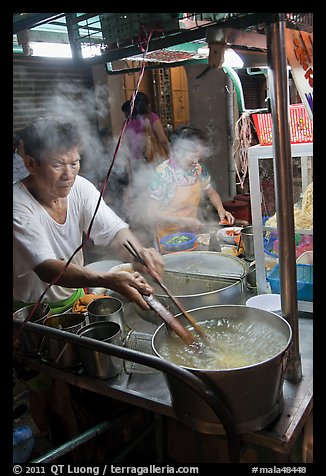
[13,303,51,355]
[133,251,248,325]
[152,304,292,434]
[44,313,86,368]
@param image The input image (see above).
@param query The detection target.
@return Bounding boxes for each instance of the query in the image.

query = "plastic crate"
[266,263,313,302]
[252,104,313,146]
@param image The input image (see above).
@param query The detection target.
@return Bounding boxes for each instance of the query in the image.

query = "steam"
[170,136,212,163]
[27,80,160,244]
[18,79,220,249]
[25,81,130,213]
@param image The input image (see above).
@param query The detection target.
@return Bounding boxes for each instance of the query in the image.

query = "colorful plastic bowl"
[160,232,197,252]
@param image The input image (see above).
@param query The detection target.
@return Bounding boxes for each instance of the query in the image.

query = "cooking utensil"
[77,321,123,379]
[43,313,86,368]
[132,251,247,326]
[87,296,125,337]
[124,330,159,374]
[208,232,221,252]
[13,303,51,356]
[143,294,198,346]
[240,226,255,261]
[152,304,292,434]
[123,240,209,342]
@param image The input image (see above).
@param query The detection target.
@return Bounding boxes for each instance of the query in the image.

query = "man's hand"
[136,247,165,282]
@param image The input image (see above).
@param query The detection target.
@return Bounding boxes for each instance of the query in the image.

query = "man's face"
[31,146,80,198]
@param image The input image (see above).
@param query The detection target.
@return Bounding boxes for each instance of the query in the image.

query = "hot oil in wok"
[157,317,288,370]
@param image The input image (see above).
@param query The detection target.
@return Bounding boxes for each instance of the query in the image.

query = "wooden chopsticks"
[123,241,209,342]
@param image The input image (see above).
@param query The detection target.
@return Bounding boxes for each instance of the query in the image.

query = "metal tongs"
[123,240,210,346]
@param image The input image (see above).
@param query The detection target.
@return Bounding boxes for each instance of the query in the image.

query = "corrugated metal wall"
[13,55,93,133]
[237,71,266,110]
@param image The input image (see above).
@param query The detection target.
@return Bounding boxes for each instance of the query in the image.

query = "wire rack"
[66,13,313,62]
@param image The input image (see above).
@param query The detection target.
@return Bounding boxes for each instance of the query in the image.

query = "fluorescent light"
[30,42,72,58]
[29,41,104,59]
[197,46,210,56]
[81,44,103,58]
[223,49,244,68]
[197,46,244,68]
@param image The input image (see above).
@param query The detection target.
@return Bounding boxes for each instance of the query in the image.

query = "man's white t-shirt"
[13,175,129,303]
[13,152,29,183]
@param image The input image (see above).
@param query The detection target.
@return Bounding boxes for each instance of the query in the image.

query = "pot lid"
[163,251,248,279]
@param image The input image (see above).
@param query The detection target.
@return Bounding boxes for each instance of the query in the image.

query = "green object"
[25,372,52,393]
[295,233,301,246]
[223,66,246,114]
[13,288,85,314]
[46,288,85,314]
[166,235,190,244]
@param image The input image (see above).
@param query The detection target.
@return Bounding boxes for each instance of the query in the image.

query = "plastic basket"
[252,104,313,146]
[266,263,313,302]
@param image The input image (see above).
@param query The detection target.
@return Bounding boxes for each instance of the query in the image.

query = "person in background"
[13,116,164,451]
[13,130,29,183]
[147,126,235,248]
[123,92,170,164]
[121,92,170,246]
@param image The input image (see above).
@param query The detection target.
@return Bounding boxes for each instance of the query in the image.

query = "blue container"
[160,232,197,252]
[264,236,278,258]
[267,263,313,302]
[13,425,35,463]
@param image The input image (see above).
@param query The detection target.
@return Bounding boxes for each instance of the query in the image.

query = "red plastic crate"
[252,104,313,146]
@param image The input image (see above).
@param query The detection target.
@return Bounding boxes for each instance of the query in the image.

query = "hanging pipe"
[223,66,246,114]
[13,319,241,463]
[225,73,237,197]
[223,66,269,114]
[30,418,119,463]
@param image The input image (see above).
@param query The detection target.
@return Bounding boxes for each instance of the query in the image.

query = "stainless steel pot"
[152,304,292,434]
[44,313,86,368]
[13,303,51,355]
[87,297,125,337]
[133,252,248,325]
[77,321,123,379]
[245,263,257,292]
[240,226,255,261]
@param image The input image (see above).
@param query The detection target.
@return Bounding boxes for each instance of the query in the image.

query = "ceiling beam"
[13,13,66,34]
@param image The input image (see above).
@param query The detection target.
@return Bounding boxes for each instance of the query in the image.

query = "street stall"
[13,13,313,464]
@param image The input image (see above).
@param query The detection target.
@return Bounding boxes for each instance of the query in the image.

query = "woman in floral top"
[148,126,234,248]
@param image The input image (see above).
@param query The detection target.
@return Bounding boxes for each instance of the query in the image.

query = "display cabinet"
[248,142,313,312]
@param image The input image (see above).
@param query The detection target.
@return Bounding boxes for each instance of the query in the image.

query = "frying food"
[72,294,109,313]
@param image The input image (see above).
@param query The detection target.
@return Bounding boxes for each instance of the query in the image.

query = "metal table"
[15,313,312,460]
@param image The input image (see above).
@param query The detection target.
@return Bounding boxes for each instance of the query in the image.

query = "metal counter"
[14,312,313,458]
